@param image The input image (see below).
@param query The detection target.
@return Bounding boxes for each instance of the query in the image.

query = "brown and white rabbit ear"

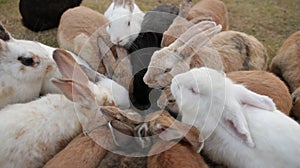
[53,49,89,85]
[179,0,192,18]
[177,22,222,59]
[100,106,143,124]
[236,84,276,111]
[171,21,219,49]
[0,22,11,41]
[108,120,134,147]
[98,36,116,78]
[51,78,95,108]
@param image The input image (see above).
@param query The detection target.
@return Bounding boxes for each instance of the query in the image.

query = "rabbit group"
[2,0,300,167]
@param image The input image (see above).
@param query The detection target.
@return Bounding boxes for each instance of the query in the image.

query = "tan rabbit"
[162,0,229,47]
[291,87,300,122]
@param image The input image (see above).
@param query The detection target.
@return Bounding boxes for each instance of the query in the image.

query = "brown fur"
[43,127,112,168]
[189,30,268,72]
[57,6,110,74]
[227,71,292,115]
[269,31,300,92]
[98,152,147,168]
[148,140,208,168]
[162,0,229,47]
[291,87,300,121]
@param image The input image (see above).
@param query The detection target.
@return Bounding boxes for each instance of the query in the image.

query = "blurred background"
[0,0,299,61]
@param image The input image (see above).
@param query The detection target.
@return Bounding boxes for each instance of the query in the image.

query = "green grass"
[0,0,299,61]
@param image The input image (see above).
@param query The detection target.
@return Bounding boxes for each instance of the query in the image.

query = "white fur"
[171,67,300,167]
[104,0,145,46]
[14,39,130,109]
[0,78,114,168]
[0,38,56,108]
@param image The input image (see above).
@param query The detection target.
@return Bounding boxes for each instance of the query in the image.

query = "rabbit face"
[143,49,190,89]
[0,39,55,82]
[106,8,141,47]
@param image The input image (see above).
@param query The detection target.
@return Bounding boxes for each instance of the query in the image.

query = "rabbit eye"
[128,21,131,26]
[108,23,111,28]
[17,56,35,66]
[164,68,171,73]
[168,99,176,103]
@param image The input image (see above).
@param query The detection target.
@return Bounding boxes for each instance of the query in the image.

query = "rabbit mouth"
[17,54,40,67]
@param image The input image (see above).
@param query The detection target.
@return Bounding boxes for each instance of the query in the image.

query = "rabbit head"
[0,38,55,83]
[105,0,144,46]
[143,21,221,89]
[171,67,276,147]
[135,110,203,153]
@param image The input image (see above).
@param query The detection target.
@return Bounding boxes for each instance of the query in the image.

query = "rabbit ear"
[237,85,276,111]
[179,0,192,18]
[79,64,106,84]
[123,0,134,12]
[0,22,11,41]
[53,49,89,85]
[108,120,134,147]
[51,78,95,108]
[98,36,116,78]
[177,22,222,59]
[222,101,255,148]
[171,21,219,49]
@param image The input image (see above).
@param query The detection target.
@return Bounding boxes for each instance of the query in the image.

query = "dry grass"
[0,0,299,61]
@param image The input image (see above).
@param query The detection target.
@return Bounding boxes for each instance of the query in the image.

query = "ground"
[0,0,299,65]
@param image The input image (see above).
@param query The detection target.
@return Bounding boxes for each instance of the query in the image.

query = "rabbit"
[144,21,268,89]
[134,110,208,168]
[162,0,229,47]
[57,6,109,56]
[0,49,116,168]
[104,0,145,47]
[121,4,179,111]
[0,35,56,108]
[269,30,300,93]
[291,87,300,122]
[158,70,293,118]
[44,106,143,168]
[19,0,82,32]
[143,21,222,89]
[170,67,300,167]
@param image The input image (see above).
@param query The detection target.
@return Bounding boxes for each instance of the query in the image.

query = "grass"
[0,0,299,61]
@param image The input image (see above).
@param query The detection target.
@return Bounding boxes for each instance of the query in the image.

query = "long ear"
[108,120,134,147]
[98,37,116,78]
[171,21,219,49]
[53,49,89,85]
[79,64,106,84]
[222,102,255,148]
[0,22,11,41]
[51,78,96,108]
[179,0,192,18]
[177,22,222,59]
[236,85,276,111]
[123,0,134,12]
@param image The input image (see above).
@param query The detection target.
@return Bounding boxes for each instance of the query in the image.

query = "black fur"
[0,23,10,41]
[126,5,179,110]
[19,0,82,32]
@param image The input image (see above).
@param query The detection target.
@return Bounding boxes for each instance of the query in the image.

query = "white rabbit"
[0,49,116,168]
[104,0,145,46]
[170,67,300,168]
[0,37,56,108]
